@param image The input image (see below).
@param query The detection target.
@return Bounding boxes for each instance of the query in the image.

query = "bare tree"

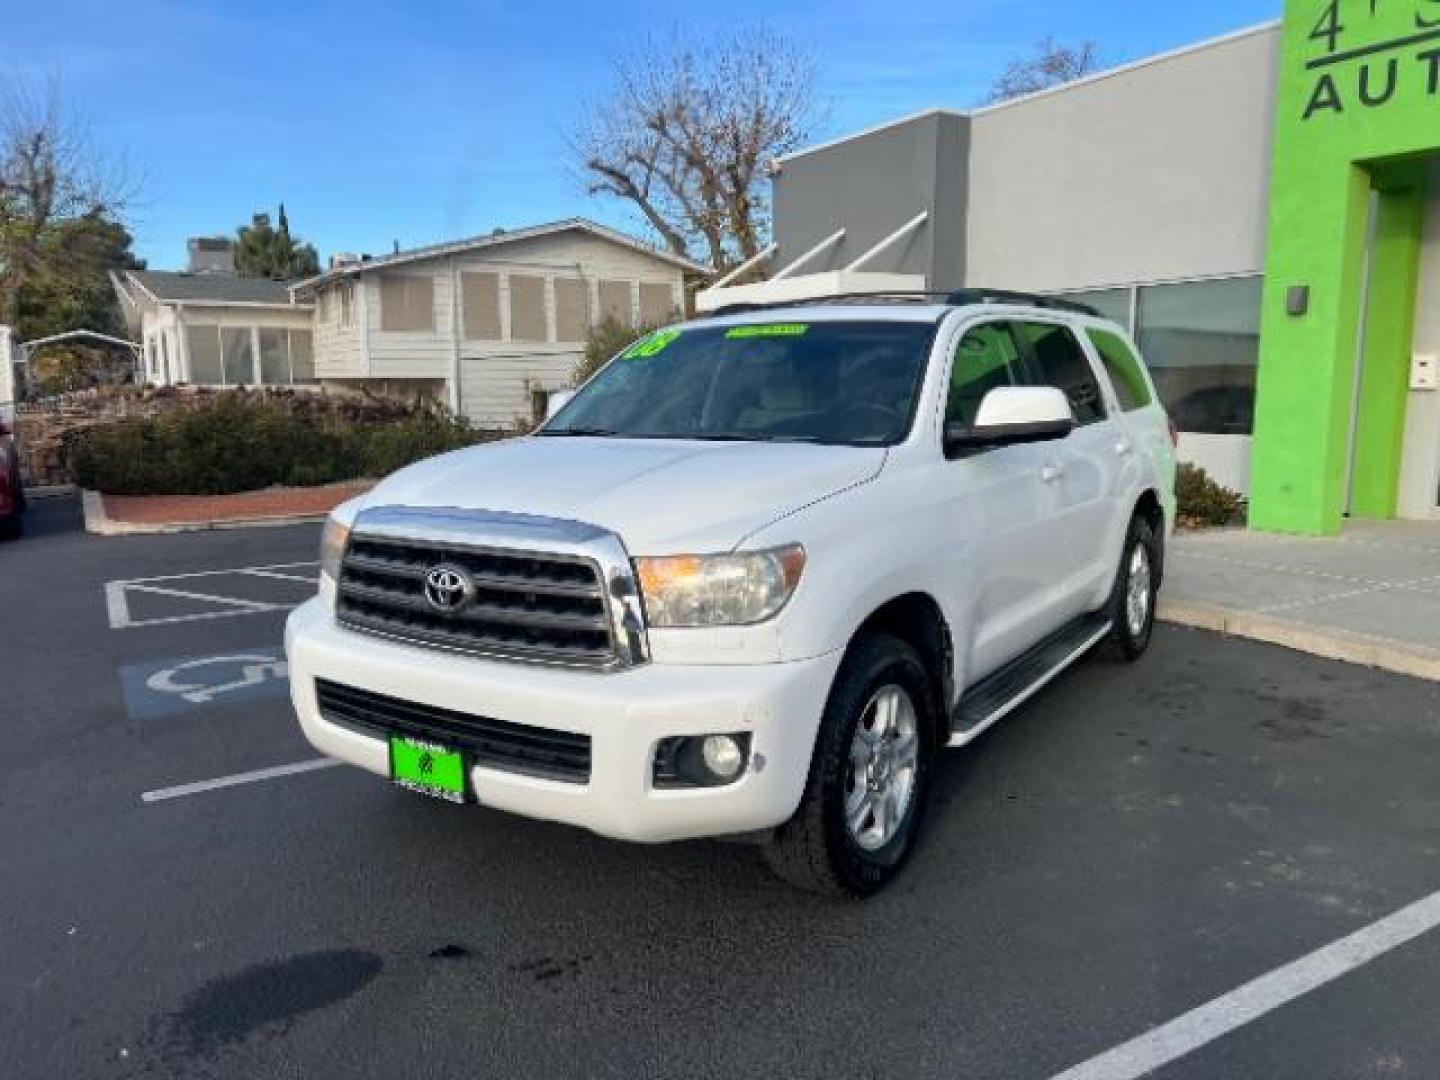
[986,38,1102,104]
[0,77,136,328]
[573,28,818,270]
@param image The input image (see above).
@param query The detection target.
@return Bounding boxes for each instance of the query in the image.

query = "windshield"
[542,320,938,446]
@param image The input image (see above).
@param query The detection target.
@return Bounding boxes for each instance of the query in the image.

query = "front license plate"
[389,736,469,804]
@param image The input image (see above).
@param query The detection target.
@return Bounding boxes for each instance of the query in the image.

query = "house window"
[462,272,501,340]
[338,282,354,328]
[1136,276,1262,435]
[259,328,290,384]
[598,280,632,326]
[379,274,435,332]
[221,327,255,385]
[186,325,223,384]
[553,278,588,342]
[290,330,315,382]
[509,274,547,342]
[638,282,675,326]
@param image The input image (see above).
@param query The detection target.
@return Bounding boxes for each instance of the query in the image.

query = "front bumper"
[285,597,843,843]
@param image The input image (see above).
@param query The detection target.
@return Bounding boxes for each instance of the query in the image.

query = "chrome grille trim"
[336,506,650,670]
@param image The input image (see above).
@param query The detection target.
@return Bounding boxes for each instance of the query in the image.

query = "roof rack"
[705,289,1101,319]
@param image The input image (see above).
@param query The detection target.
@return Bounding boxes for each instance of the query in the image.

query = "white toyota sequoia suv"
[285,291,1177,896]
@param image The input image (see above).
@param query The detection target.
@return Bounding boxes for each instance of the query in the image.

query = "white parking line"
[1049,888,1440,1080]
[141,757,339,803]
[105,561,319,629]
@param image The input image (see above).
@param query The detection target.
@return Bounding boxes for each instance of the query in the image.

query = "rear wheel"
[762,633,936,898]
[1106,514,1160,660]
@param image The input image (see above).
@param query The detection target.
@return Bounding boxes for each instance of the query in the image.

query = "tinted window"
[947,322,1022,427]
[1087,328,1153,412]
[1136,276,1261,435]
[545,321,937,447]
[1017,322,1107,426]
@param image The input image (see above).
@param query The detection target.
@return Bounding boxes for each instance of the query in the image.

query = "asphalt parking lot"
[4,495,1440,1079]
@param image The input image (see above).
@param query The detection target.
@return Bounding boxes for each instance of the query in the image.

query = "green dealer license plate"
[389,736,469,804]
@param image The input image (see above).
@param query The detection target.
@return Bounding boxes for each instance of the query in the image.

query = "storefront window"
[1055,288,1132,330]
[1136,276,1262,435]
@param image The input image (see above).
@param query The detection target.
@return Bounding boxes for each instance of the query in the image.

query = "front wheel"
[1106,515,1160,660]
[762,633,936,898]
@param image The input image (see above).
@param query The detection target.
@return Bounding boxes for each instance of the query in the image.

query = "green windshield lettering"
[725,324,810,340]
[621,329,682,359]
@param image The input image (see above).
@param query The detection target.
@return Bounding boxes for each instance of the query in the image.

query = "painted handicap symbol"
[145,654,289,705]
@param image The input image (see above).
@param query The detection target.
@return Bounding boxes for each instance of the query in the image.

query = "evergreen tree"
[233,204,321,280]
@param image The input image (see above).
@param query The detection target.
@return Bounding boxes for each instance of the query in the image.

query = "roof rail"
[943,289,1101,317]
[704,289,1102,319]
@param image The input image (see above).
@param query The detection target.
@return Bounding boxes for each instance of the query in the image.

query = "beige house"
[291,218,706,427]
[112,270,316,388]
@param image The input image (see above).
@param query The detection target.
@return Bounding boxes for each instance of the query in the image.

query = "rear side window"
[1016,322,1107,426]
[1087,328,1153,412]
[947,322,1023,427]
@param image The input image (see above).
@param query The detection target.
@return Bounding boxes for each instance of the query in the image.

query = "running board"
[948,613,1112,748]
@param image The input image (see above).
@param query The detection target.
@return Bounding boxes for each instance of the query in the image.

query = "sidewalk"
[1161,519,1440,682]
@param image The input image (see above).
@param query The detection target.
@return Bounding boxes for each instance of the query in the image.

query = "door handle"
[1041,464,1065,484]
[1115,438,1134,457]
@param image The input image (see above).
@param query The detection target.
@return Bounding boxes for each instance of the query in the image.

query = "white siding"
[460,350,580,429]
[365,270,455,379]
[321,226,687,424]
[312,281,364,378]
[966,26,1279,292]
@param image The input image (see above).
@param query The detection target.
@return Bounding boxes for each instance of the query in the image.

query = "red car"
[0,419,24,539]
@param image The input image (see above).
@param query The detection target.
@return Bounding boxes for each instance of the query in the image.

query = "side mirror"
[544,389,576,422]
[944,386,1074,456]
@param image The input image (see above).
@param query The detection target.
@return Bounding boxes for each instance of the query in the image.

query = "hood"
[360,436,886,552]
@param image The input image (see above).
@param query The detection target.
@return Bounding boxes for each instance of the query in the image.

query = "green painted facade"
[1251,0,1440,533]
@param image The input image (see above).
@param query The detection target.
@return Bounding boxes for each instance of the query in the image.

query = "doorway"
[1342,158,1430,521]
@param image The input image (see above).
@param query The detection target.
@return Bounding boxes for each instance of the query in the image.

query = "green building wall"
[1251,0,1440,533]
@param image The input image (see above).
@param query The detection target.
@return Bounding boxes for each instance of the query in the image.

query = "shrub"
[69,389,497,495]
[571,316,669,388]
[1176,462,1247,529]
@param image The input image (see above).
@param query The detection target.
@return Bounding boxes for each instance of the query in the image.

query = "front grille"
[316,679,592,784]
[336,533,618,668]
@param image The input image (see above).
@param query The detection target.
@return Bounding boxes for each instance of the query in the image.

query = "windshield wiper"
[537,427,622,438]
[686,432,822,444]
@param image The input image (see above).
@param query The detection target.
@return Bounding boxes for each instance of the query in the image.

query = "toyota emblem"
[423,565,475,614]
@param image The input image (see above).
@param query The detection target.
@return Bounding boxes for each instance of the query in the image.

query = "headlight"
[634,545,806,628]
[319,516,351,582]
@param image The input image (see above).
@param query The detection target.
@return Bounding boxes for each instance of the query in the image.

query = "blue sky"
[4,0,1278,269]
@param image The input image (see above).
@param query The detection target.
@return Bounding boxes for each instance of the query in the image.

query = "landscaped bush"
[1176,462,1247,529]
[69,389,498,495]
[571,316,669,388]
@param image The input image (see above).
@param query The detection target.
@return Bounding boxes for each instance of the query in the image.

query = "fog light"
[653,733,752,789]
[702,735,744,780]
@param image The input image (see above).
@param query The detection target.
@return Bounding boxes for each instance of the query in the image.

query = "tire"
[762,633,937,898]
[1106,514,1160,661]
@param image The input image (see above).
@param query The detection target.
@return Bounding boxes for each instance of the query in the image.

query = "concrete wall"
[773,111,967,283]
[965,25,1280,292]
